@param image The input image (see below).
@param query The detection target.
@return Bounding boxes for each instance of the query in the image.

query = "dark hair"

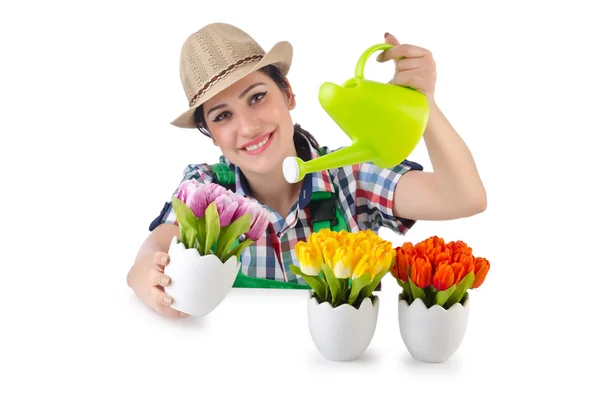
[194,64,319,161]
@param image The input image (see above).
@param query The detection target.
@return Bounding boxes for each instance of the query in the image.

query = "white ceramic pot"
[307,292,379,361]
[163,236,241,317]
[398,295,470,363]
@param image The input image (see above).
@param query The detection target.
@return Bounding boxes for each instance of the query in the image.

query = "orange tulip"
[419,237,449,268]
[432,261,455,291]
[473,257,490,288]
[414,241,428,257]
[431,236,446,246]
[418,236,444,251]
[448,253,474,285]
[391,247,410,282]
[400,241,415,255]
[450,262,465,285]
[447,240,473,262]
[410,255,432,288]
[431,247,451,270]
[458,253,475,275]
[391,236,490,293]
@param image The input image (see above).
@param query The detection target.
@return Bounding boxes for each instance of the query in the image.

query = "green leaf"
[195,217,206,253]
[360,269,389,301]
[171,197,197,248]
[321,263,341,306]
[425,285,437,307]
[409,278,426,303]
[204,202,220,256]
[290,265,327,301]
[341,279,351,302]
[171,197,196,228]
[348,273,371,306]
[445,271,475,309]
[396,279,413,303]
[215,213,252,259]
[322,274,330,302]
[405,265,415,302]
[434,284,457,306]
[185,228,198,251]
[223,238,255,262]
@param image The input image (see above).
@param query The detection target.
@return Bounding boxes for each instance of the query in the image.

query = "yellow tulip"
[362,229,378,242]
[336,229,349,244]
[297,229,397,284]
[351,251,374,280]
[307,233,320,248]
[352,245,367,264]
[321,237,340,265]
[339,232,356,251]
[354,232,371,250]
[331,247,354,278]
[295,241,323,276]
[369,230,381,239]
[336,229,349,240]
[308,228,334,248]
[371,243,396,277]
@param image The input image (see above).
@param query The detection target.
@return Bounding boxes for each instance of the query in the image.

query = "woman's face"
[202,71,296,175]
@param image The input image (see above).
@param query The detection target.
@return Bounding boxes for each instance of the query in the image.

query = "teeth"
[244,134,270,151]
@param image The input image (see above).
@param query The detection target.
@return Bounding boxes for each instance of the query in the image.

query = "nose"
[236,109,262,138]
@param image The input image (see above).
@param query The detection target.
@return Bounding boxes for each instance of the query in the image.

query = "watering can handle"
[355,43,394,80]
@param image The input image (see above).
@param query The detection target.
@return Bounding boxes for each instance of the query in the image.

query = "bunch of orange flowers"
[390,236,490,309]
[292,229,396,308]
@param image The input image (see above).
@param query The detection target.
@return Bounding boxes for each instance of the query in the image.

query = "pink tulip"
[233,194,248,212]
[204,183,228,203]
[186,183,209,217]
[230,198,253,223]
[246,203,271,241]
[230,190,246,206]
[173,181,271,240]
[176,179,200,203]
[214,194,239,227]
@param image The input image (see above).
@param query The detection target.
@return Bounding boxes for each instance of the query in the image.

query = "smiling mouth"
[241,132,273,152]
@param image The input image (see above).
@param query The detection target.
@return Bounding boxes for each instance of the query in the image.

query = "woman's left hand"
[377,32,437,101]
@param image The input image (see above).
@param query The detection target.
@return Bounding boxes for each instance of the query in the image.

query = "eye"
[250,91,267,104]
[213,111,231,122]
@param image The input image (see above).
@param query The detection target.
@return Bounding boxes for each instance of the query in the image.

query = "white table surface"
[5,267,592,397]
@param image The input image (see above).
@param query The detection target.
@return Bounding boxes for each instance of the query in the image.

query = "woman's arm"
[392,102,487,221]
[377,32,487,221]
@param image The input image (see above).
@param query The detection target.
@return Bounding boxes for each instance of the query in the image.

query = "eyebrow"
[206,82,267,118]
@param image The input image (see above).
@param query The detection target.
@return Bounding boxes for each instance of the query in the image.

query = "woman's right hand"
[130,251,188,318]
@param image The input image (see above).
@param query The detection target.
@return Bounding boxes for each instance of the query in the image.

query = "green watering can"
[282,43,430,183]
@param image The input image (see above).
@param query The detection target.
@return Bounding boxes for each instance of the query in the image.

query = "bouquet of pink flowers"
[171,180,271,262]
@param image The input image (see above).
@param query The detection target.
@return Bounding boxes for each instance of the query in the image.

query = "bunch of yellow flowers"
[291,229,397,308]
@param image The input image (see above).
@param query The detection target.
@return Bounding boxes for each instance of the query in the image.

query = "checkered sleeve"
[148,163,215,232]
[352,159,424,235]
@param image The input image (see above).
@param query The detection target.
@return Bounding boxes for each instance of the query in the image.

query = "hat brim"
[170,40,293,129]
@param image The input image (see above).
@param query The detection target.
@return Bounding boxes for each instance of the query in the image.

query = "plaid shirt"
[150,135,423,285]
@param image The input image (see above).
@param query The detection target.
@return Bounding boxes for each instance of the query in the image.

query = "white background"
[2,0,599,395]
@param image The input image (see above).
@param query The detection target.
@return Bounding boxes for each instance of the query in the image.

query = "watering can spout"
[283,144,374,183]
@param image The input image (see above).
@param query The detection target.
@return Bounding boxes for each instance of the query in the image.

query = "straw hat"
[171,23,293,128]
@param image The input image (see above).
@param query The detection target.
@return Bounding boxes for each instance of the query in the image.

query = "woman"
[126,23,487,318]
